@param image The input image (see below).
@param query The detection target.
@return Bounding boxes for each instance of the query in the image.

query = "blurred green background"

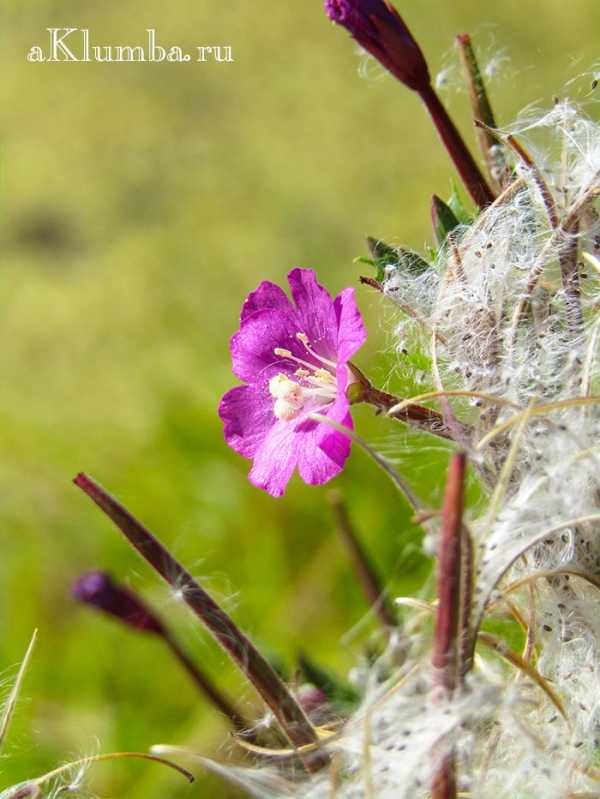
[2,1,599,796]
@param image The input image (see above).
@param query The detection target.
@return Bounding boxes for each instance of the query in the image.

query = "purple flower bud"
[324,0,430,92]
[6,784,41,799]
[297,685,330,719]
[72,571,165,635]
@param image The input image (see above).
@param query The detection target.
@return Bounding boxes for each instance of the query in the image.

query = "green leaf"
[353,256,376,267]
[431,194,461,246]
[367,237,431,282]
[479,616,525,655]
[447,184,476,225]
[366,236,398,281]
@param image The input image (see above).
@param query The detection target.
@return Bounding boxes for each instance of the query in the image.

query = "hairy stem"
[433,453,466,688]
[73,473,327,772]
[431,453,467,799]
[559,220,583,338]
[348,362,458,441]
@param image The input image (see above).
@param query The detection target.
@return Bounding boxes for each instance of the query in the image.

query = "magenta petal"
[295,417,346,486]
[287,268,338,360]
[248,420,299,497]
[241,281,293,322]
[334,287,368,365]
[318,366,353,468]
[319,425,352,469]
[230,308,301,383]
[219,385,273,458]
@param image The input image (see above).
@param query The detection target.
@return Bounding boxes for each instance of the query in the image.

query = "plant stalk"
[419,83,495,209]
[431,453,467,799]
[73,473,327,772]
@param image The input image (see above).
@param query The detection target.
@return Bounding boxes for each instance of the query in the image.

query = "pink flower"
[219,268,367,497]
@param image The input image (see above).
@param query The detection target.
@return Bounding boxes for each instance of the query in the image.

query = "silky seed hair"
[197,98,600,799]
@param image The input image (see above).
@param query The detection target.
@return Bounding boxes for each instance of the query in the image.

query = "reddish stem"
[419,84,495,210]
[431,453,467,799]
[73,473,327,772]
[458,525,475,681]
[432,453,465,687]
[348,362,460,441]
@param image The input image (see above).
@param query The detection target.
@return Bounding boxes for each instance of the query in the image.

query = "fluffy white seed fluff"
[203,99,600,799]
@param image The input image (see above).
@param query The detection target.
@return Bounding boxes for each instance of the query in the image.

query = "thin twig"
[30,752,194,788]
[559,219,584,337]
[308,413,424,511]
[500,129,559,228]
[508,182,600,346]
[488,125,584,337]
[477,633,568,722]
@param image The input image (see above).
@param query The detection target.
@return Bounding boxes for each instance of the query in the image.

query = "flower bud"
[4,783,41,798]
[324,0,430,92]
[72,571,165,635]
[296,684,330,723]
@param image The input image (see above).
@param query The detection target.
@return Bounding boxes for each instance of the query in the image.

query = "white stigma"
[269,374,305,421]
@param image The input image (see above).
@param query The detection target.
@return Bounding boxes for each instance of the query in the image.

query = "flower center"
[269,333,338,421]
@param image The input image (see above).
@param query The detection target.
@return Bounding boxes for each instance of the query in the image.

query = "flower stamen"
[268,369,338,422]
[274,344,337,376]
[296,332,338,369]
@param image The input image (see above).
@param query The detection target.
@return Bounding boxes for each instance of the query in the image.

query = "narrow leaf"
[431,194,461,247]
[0,630,37,750]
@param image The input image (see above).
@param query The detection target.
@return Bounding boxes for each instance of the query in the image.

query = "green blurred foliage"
[1,0,599,796]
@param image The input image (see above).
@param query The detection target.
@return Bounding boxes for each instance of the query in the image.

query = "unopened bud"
[325,0,430,92]
[72,571,164,635]
[4,783,41,798]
